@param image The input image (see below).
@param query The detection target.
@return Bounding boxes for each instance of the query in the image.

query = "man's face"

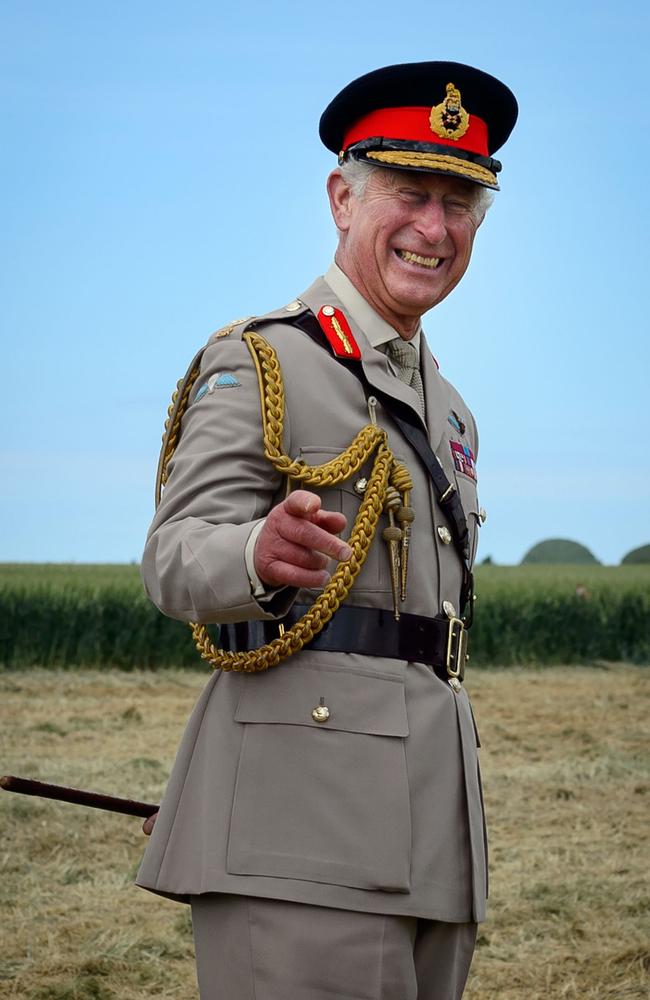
[329,167,484,337]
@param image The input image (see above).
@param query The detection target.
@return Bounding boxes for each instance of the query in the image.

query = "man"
[138,61,518,1000]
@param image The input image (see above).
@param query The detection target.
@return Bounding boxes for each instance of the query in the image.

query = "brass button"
[312,704,330,723]
[322,305,335,316]
[437,526,452,544]
[442,600,456,619]
[354,477,368,495]
[285,299,301,312]
[449,677,462,694]
[479,507,487,524]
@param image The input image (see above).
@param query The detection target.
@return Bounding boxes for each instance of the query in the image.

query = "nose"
[414,199,448,246]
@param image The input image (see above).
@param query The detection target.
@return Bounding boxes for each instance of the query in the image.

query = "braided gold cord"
[158,327,413,673]
[191,442,393,671]
[389,461,412,493]
[247,332,388,487]
[157,365,202,504]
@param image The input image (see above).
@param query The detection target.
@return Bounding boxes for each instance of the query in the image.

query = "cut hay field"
[0,667,648,999]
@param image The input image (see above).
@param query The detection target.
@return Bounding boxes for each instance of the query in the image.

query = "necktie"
[386,338,426,416]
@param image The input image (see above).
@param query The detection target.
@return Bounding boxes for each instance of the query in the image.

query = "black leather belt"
[220,605,467,684]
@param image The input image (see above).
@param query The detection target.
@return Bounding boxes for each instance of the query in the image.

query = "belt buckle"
[446,617,467,682]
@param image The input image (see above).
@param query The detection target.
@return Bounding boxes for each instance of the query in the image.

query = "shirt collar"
[324,261,421,357]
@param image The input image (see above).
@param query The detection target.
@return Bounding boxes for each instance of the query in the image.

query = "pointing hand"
[254,490,351,589]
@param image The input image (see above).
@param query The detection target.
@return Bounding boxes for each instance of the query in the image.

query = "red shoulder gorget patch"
[317,305,362,360]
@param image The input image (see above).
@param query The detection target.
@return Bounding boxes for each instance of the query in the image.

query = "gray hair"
[337,157,494,221]
[338,157,377,198]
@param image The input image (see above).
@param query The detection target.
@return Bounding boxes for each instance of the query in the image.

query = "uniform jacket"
[136,274,487,923]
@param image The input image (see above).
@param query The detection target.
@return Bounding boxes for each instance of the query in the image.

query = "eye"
[445,199,473,216]
[398,187,427,205]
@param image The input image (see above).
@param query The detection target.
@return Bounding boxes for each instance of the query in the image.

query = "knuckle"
[300,549,327,570]
[291,520,313,546]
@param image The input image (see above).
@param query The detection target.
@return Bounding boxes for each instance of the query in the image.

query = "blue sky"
[2,0,648,565]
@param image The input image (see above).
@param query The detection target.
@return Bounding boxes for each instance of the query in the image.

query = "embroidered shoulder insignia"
[317,305,362,360]
[212,372,241,388]
[195,372,241,401]
[450,441,476,481]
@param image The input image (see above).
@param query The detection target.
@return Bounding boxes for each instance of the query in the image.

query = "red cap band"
[343,106,489,157]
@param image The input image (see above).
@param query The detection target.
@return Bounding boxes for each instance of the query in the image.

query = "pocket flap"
[234,661,409,737]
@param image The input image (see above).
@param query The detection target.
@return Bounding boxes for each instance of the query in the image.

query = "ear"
[327,169,354,233]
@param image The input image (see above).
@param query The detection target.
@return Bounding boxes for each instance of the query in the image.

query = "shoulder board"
[246,299,316,331]
[207,300,317,344]
[207,315,254,345]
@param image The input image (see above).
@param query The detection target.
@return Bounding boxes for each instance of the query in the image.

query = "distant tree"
[621,544,650,565]
[481,555,494,565]
[522,539,600,565]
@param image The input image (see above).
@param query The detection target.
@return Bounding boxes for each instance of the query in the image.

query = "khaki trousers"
[191,894,477,1000]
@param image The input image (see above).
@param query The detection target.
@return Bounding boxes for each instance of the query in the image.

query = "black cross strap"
[386,406,474,623]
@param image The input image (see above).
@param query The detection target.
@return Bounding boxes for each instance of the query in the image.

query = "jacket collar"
[323,262,421,355]
[299,273,449,450]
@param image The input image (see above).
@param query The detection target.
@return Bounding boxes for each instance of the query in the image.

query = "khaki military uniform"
[137,270,486,930]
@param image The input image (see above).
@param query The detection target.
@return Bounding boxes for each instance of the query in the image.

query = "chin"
[390,281,447,315]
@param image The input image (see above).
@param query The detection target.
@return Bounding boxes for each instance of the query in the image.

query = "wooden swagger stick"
[0,775,158,818]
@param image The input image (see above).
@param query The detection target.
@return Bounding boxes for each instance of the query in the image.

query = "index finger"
[278,516,352,563]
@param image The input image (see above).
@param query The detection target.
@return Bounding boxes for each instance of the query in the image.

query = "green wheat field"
[1,562,648,668]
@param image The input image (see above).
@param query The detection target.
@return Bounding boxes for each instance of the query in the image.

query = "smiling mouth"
[396,249,441,270]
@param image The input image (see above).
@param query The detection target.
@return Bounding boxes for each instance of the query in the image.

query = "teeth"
[397,250,441,269]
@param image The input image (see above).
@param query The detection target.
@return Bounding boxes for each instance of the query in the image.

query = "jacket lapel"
[421,341,451,458]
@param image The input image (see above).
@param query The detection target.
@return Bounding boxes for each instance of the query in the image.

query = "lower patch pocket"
[226,661,412,892]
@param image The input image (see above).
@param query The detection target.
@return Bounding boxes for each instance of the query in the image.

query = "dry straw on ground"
[0,665,648,999]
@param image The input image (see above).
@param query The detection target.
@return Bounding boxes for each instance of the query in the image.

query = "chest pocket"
[297,446,392,595]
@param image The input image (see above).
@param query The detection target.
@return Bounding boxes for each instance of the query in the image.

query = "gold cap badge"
[429,82,470,141]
